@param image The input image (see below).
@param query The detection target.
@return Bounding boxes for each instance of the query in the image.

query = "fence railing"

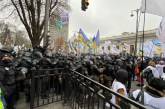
[30,68,146,109]
[66,70,146,109]
[30,68,65,109]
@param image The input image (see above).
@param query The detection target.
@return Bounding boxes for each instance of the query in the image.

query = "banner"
[143,41,154,57]
[141,0,165,17]
[110,45,120,54]
[152,39,161,46]
[143,40,164,57]
[157,18,165,43]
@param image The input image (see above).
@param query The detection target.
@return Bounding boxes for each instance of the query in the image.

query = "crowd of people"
[0,46,165,109]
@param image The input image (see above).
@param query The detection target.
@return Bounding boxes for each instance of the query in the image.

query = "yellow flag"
[155,46,162,54]
[92,42,97,49]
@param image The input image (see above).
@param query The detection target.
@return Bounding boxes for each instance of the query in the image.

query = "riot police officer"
[0,48,16,109]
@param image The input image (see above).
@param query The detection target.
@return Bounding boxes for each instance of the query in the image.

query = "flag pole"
[140,0,147,104]
[141,0,146,79]
[131,9,140,57]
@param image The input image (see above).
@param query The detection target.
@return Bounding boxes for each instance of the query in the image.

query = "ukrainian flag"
[78,28,89,46]
[92,30,100,49]
[92,36,97,49]
[79,28,89,42]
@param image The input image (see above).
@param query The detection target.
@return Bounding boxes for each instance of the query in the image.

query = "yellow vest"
[0,88,4,109]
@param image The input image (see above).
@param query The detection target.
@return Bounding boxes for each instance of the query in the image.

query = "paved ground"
[130,80,145,92]
[35,102,71,109]
[15,81,143,109]
[15,93,29,109]
[16,98,70,109]
[15,92,71,109]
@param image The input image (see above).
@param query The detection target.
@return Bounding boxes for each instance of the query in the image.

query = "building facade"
[100,29,157,55]
[48,1,69,53]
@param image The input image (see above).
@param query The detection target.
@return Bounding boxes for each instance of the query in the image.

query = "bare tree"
[15,30,31,48]
[0,22,31,48]
[0,24,13,47]
[0,0,69,48]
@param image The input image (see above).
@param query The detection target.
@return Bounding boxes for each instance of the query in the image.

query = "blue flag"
[79,28,89,42]
[92,35,96,42]
[95,30,100,46]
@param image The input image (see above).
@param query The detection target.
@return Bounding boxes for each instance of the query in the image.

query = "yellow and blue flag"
[78,28,89,46]
[79,28,89,42]
[92,35,97,48]
[92,30,100,48]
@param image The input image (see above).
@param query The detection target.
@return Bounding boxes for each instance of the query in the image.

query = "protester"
[135,58,144,86]
[145,60,161,78]
[132,67,165,109]
[156,60,165,79]
[1,45,165,108]
[111,69,128,105]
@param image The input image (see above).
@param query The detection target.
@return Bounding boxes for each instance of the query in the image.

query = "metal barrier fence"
[66,70,146,109]
[30,68,146,109]
[30,68,65,109]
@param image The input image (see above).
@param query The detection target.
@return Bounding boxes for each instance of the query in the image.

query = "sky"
[68,0,162,38]
[0,0,162,39]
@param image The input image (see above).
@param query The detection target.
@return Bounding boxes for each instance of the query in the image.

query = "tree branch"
[0,9,16,19]
[36,0,41,37]
[0,3,13,11]
[24,0,32,25]
[11,0,25,25]
[6,0,68,47]
[50,0,58,11]
[30,0,37,38]
[18,0,29,26]
[37,0,41,26]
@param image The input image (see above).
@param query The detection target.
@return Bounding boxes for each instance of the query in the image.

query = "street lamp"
[130,9,140,57]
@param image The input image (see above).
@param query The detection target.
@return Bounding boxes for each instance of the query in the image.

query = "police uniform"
[0,49,16,109]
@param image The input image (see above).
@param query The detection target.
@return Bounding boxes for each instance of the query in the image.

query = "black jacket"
[0,63,16,95]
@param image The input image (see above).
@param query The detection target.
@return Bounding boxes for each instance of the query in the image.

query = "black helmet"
[23,51,31,57]
[33,51,43,58]
[0,47,13,56]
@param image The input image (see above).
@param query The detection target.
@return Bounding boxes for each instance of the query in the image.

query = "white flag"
[157,18,165,43]
[141,0,165,17]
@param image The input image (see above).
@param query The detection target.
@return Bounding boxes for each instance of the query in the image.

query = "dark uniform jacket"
[0,62,16,96]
